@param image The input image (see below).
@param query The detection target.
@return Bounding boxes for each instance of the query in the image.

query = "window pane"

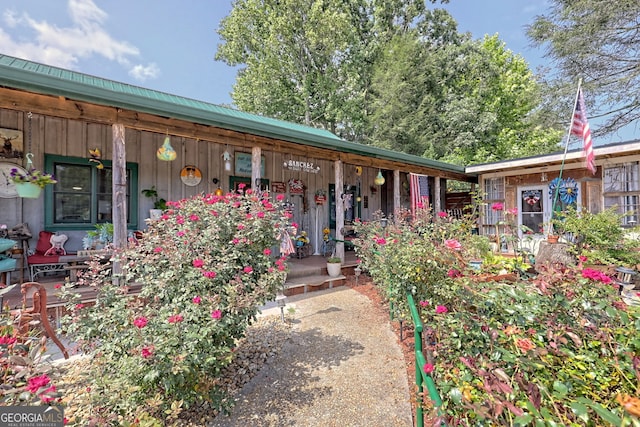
[53,164,92,223]
[54,193,91,223]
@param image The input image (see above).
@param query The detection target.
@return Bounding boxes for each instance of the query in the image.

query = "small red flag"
[571,89,596,174]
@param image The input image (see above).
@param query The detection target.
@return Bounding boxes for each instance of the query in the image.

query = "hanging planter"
[14,181,42,198]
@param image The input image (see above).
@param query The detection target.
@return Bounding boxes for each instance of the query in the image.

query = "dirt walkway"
[211,287,413,427]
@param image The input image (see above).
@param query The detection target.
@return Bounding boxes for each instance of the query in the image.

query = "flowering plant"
[59,189,290,423]
[9,167,57,188]
[355,203,640,425]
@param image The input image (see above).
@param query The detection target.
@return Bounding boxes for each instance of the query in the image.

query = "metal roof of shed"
[0,54,467,175]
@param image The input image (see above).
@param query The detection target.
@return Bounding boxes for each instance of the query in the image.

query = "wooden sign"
[271,181,286,193]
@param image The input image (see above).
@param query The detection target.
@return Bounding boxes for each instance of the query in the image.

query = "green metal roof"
[0,54,466,175]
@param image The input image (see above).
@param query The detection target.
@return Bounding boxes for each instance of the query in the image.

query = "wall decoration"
[0,128,24,160]
[89,148,104,169]
[271,181,286,193]
[180,165,202,186]
[288,179,305,195]
[283,159,320,174]
[235,152,265,177]
[157,135,177,161]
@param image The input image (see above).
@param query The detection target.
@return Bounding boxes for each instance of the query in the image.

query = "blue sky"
[0,0,633,143]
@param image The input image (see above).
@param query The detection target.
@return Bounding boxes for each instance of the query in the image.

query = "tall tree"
[368,33,562,165]
[216,0,445,141]
[527,0,640,137]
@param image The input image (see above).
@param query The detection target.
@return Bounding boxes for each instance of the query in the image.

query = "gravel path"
[211,286,413,427]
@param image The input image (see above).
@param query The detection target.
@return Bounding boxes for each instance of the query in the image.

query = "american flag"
[571,88,596,175]
[410,173,429,214]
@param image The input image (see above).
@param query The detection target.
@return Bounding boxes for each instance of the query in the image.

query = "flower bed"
[353,207,640,425]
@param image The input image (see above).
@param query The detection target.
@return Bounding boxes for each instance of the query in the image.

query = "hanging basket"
[15,182,42,198]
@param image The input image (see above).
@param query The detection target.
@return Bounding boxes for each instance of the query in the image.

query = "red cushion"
[28,254,60,264]
[35,231,54,255]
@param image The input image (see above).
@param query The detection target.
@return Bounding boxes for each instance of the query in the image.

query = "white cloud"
[129,63,160,82]
[0,0,158,81]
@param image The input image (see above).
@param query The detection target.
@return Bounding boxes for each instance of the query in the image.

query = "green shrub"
[60,189,290,423]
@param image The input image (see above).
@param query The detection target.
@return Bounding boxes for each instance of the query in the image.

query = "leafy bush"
[60,189,290,424]
[558,206,640,267]
[353,207,492,317]
[356,206,640,425]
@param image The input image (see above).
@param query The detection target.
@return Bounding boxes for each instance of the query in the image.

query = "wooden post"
[252,146,261,190]
[334,160,345,262]
[393,169,401,215]
[112,123,127,283]
[434,176,441,213]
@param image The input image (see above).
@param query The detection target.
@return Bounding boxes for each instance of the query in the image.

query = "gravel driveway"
[211,286,413,427]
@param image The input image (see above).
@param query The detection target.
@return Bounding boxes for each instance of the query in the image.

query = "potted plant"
[326,256,342,277]
[82,223,114,250]
[141,186,167,219]
[9,167,57,198]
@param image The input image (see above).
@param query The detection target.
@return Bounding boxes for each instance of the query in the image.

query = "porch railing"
[406,292,445,427]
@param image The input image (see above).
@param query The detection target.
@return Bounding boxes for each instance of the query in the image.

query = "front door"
[517,186,550,237]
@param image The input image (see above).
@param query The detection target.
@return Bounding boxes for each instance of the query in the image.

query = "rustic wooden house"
[0,54,474,272]
[468,141,640,254]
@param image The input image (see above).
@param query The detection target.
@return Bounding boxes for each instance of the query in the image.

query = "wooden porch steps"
[284,273,346,296]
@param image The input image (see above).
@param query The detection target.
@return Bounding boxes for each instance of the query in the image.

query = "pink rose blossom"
[277,194,285,201]
[435,305,448,314]
[444,239,462,251]
[176,216,185,225]
[257,211,265,218]
[154,247,163,253]
[419,300,429,307]
[141,346,154,359]
[237,224,245,230]
[192,296,201,304]
[232,238,240,244]
[168,314,184,324]
[238,183,246,189]
[246,213,253,220]
[133,316,148,328]
[437,211,448,218]
[189,214,200,221]
[26,375,51,393]
[54,283,62,289]
[211,309,222,320]
[263,248,272,256]
[375,238,387,245]
[507,208,518,215]
[75,303,85,310]
[447,269,462,278]
[192,259,204,268]
[176,231,185,237]
[203,270,217,279]
[423,363,435,374]
[0,335,17,345]
[491,202,504,211]
[243,266,253,274]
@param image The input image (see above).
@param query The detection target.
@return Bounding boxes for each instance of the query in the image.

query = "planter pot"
[547,235,559,244]
[469,260,483,271]
[149,209,163,220]
[326,262,342,277]
[15,182,42,198]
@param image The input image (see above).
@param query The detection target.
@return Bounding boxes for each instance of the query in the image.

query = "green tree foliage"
[216,0,445,141]
[368,33,562,165]
[527,0,640,137]
[217,0,561,164]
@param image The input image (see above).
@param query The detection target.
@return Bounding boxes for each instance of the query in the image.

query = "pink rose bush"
[59,190,291,423]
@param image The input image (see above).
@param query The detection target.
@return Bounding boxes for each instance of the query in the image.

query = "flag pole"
[551,78,583,223]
